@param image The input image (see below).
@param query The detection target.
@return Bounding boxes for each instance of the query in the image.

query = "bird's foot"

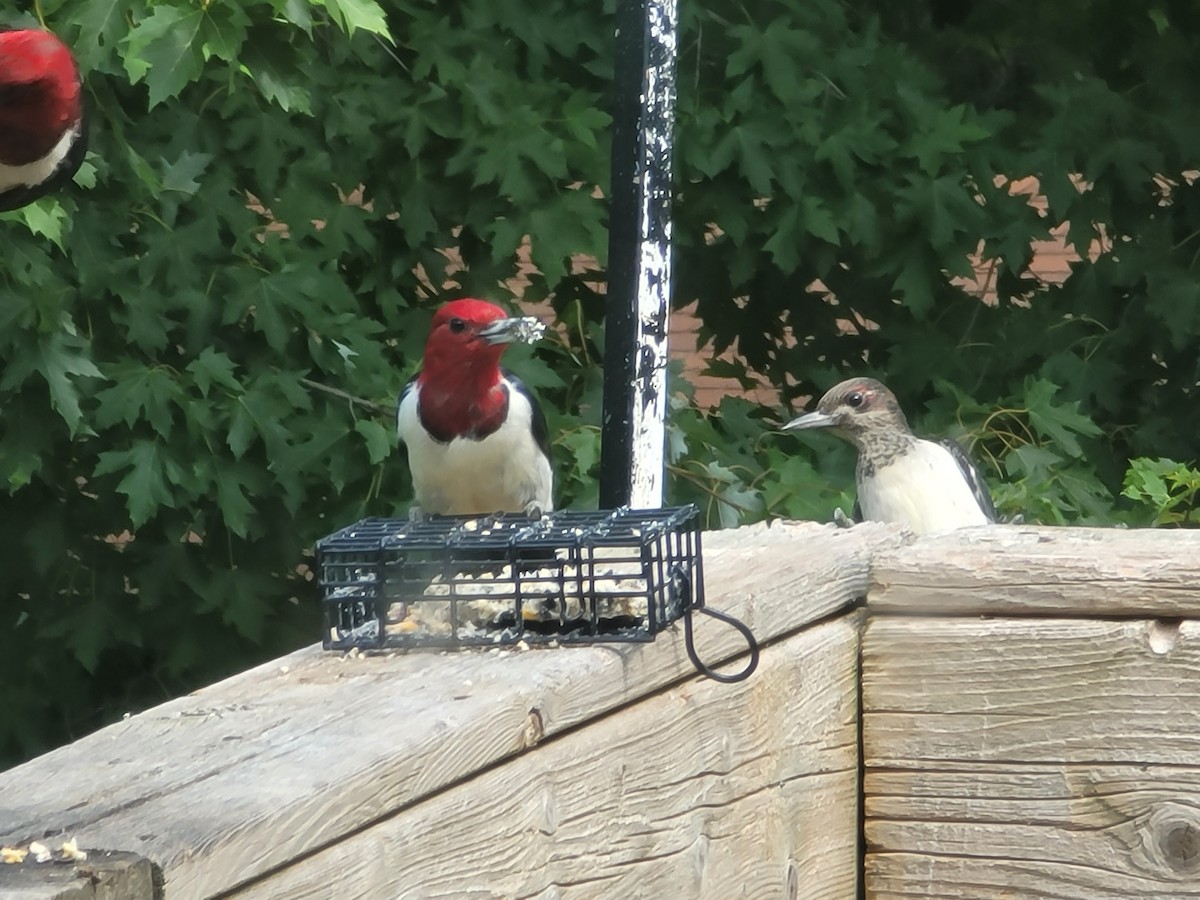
[408,505,426,523]
[522,501,547,519]
[832,507,855,529]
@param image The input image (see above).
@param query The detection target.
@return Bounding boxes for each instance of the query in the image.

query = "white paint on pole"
[629,0,677,510]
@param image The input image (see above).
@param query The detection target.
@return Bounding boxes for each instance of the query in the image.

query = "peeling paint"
[629,0,677,509]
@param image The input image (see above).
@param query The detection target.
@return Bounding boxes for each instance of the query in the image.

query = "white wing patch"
[397,378,554,516]
[857,440,991,534]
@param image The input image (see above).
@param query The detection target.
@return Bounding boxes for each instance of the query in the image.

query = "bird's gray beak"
[478,316,546,346]
[783,411,838,431]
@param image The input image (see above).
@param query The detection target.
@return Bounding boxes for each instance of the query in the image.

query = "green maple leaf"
[124,6,206,108]
[7,200,69,247]
[354,419,393,465]
[72,0,131,71]
[161,151,213,196]
[215,467,255,537]
[187,349,243,397]
[93,364,181,437]
[95,441,180,526]
[0,335,104,436]
[198,3,249,62]
[318,0,392,40]
[1023,379,1101,459]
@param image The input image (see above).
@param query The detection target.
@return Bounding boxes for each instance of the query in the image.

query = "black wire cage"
[318,506,704,651]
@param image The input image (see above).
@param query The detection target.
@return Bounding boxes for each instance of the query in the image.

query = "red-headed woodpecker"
[785,377,996,534]
[396,298,553,519]
[0,28,85,212]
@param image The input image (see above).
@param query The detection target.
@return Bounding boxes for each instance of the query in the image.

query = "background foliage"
[1,0,1197,766]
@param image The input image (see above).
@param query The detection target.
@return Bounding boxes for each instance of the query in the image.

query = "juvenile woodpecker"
[397,298,553,519]
[0,28,85,211]
[784,377,996,534]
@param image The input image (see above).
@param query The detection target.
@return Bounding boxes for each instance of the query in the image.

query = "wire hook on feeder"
[683,606,760,683]
[673,567,759,683]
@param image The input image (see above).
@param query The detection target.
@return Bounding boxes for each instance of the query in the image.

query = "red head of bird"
[417,298,529,442]
[0,28,85,210]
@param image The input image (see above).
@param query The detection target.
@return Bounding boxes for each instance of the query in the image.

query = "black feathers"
[937,437,998,522]
[506,368,552,464]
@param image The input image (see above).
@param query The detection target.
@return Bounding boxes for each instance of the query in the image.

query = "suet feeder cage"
[318,505,700,644]
[317,506,757,680]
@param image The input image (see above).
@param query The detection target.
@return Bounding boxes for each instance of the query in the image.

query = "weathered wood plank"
[866,849,1200,900]
[867,764,1200,899]
[229,614,862,900]
[863,616,1200,765]
[869,524,1200,616]
[862,616,1200,898]
[0,521,901,900]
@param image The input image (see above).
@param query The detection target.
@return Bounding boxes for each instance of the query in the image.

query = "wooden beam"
[0,521,902,900]
[869,524,1200,616]
[862,615,1200,897]
[228,613,862,898]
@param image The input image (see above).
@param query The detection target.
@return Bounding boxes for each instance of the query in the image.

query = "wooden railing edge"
[0,519,905,899]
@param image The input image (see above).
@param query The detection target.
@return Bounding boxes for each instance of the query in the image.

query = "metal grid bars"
[317,506,703,651]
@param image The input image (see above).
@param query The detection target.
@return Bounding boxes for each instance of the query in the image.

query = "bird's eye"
[448,317,467,334]
[846,392,865,409]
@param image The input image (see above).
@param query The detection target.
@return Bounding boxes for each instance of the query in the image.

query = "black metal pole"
[599,0,678,510]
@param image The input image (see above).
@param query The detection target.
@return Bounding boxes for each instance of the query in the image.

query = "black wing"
[938,438,997,522]
[503,368,552,463]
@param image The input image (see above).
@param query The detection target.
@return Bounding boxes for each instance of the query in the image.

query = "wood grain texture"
[230,614,862,900]
[869,524,1200,615]
[0,520,902,900]
[863,615,1200,898]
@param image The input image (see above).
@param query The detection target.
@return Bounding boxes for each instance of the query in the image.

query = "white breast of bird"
[0,126,79,193]
[398,378,554,517]
[857,440,990,535]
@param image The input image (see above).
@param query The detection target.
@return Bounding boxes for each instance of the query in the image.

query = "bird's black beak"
[783,411,838,431]
[478,316,546,346]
